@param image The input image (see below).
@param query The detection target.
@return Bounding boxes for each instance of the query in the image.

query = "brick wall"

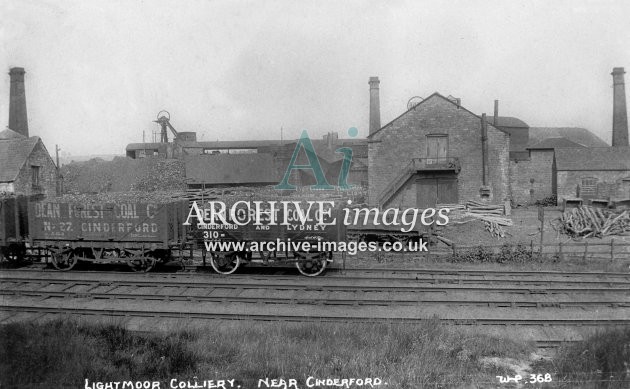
[368,94,511,206]
[13,139,57,197]
[508,149,554,204]
[557,170,630,202]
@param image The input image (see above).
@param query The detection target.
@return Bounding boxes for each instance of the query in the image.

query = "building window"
[580,177,598,196]
[31,165,41,188]
[426,135,448,164]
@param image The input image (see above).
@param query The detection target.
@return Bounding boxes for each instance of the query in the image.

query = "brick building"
[367,90,510,208]
[0,129,57,196]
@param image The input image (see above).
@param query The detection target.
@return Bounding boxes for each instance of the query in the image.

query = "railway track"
[3,285,629,308]
[1,268,629,347]
[3,273,630,293]
[4,265,630,286]
[2,304,630,327]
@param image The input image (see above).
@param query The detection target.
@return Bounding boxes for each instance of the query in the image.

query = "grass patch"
[533,327,630,389]
[0,318,532,388]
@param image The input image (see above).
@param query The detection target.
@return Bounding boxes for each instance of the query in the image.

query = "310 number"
[203,231,220,239]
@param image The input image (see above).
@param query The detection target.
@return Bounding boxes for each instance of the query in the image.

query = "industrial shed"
[508,137,586,204]
[184,153,280,188]
[554,147,630,203]
[368,92,510,208]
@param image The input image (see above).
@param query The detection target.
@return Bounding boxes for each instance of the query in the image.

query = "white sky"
[1,0,629,155]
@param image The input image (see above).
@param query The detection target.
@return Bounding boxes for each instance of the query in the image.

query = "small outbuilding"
[0,129,58,196]
[554,147,630,202]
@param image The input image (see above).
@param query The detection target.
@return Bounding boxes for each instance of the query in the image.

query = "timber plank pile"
[557,206,630,238]
[441,201,512,239]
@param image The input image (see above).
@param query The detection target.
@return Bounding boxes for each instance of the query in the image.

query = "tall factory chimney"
[9,67,29,138]
[493,100,499,127]
[612,67,629,147]
[369,77,381,135]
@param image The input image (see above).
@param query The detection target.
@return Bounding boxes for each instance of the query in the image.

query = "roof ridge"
[368,92,508,138]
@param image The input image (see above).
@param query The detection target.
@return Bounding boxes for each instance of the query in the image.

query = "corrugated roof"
[529,127,608,148]
[554,147,630,171]
[487,116,529,128]
[0,136,40,182]
[527,137,585,149]
[184,153,280,185]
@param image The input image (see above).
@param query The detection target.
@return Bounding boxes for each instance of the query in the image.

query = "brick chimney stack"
[611,67,629,147]
[369,77,381,135]
[9,67,29,138]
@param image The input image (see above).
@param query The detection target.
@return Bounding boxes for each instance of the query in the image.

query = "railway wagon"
[0,196,30,262]
[198,200,346,276]
[28,199,189,271]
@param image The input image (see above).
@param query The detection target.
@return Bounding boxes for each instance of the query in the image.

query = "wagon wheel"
[294,251,328,277]
[209,252,240,275]
[2,244,26,264]
[51,249,78,271]
[126,254,157,272]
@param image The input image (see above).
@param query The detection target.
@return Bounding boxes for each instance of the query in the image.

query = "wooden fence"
[442,240,630,260]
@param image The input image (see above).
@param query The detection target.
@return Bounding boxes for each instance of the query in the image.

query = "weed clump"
[450,243,543,264]
[539,327,630,388]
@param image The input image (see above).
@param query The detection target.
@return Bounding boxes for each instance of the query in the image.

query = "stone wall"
[12,140,57,197]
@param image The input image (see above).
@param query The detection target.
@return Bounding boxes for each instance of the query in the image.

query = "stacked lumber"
[465,200,504,215]
[444,201,512,239]
[436,203,466,213]
[558,206,630,238]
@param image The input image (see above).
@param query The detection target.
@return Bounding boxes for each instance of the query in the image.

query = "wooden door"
[427,136,448,164]
[416,178,438,208]
[437,178,458,204]
[417,176,458,207]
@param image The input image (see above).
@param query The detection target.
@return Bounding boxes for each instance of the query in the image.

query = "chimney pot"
[9,67,29,138]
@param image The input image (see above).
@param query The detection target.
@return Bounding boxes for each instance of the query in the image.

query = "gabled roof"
[0,128,27,140]
[554,147,630,171]
[0,136,41,182]
[487,116,529,128]
[529,127,608,148]
[368,92,508,138]
[527,137,585,150]
[184,153,279,185]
